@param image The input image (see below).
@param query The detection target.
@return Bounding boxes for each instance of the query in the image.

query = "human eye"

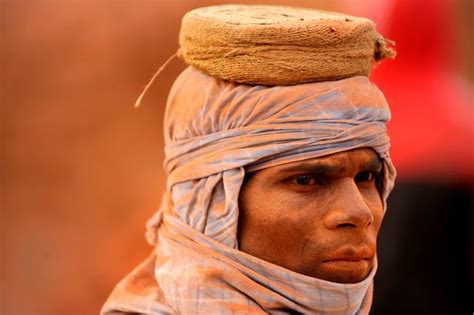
[354,171,379,183]
[291,174,322,186]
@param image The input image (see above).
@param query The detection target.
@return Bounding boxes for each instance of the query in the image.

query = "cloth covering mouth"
[101,66,395,315]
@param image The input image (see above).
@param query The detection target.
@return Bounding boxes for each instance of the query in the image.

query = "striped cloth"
[101,67,395,314]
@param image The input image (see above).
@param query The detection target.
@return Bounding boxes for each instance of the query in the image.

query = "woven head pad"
[178,4,395,86]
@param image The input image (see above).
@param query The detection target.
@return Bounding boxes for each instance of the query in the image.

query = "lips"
[319,247,374,282]
[312,246,375,283]
[322,246,374,263]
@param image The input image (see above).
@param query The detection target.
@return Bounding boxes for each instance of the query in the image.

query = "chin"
[316,259,372,283]
[323,270,370,284]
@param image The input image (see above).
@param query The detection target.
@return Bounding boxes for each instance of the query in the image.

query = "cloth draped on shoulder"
[101,66,395,315]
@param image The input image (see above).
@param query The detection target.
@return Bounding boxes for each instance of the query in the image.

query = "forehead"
[257,148,381,176]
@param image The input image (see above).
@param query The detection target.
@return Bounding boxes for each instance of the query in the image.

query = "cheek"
[240,188,309,232]
[238,179,325,267]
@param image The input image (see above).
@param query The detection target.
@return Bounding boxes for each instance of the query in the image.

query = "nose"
[324,179,374,229]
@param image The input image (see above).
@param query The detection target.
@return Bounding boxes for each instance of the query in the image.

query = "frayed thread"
[375,37,396,61]
[134,52,178,108]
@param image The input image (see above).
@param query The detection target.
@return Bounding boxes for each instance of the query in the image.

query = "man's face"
[238,148,384,284]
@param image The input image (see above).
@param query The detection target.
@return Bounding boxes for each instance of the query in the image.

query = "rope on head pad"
[134,52,178,108]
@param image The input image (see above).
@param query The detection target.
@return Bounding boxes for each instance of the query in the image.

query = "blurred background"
[1,0,472,314]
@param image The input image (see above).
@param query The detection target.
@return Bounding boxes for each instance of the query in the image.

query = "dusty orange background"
[1,1,472,314]
[1,1,344,314]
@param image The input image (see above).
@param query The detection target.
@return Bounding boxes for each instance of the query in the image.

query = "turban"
[101,66,395,314]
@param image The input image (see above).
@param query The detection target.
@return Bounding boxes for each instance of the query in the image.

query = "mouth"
[320,247,374,279]
[322,246,374,262]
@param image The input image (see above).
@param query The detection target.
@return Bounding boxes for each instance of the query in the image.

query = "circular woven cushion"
[178,4,394,85]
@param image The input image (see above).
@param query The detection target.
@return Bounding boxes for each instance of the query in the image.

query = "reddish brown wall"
[2,1,472,314]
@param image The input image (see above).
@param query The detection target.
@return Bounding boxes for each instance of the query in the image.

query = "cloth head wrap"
[101,66,395,315]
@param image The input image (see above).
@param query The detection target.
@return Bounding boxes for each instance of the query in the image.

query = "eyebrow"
[276,155,383,175]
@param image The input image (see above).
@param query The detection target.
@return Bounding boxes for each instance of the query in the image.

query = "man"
[102,5,395,314]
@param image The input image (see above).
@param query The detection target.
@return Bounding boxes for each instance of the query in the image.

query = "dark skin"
[238,148,384,284]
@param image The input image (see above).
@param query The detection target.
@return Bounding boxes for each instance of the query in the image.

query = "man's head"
[102,6,397,314]
[238,147,384,283]
[139,66,395,313]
